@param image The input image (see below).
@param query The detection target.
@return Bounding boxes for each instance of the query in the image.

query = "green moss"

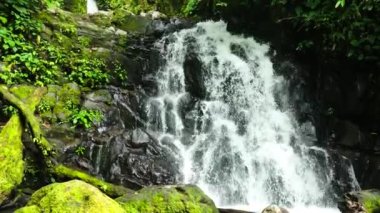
[116,185,218,213]
[360,190,380,213]
[14,205,41,213]
[10,85,36,101]
[0,86,46,205]
[0,115,24,205]
[15,180,125,213]
[89,13,113,27]
[53,164,134,197]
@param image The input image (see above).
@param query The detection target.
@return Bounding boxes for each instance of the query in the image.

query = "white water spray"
[146,21,359,212]
[87,0,98,14]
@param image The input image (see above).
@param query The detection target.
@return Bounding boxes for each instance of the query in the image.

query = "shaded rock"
[116,185,218,213]
[261,205,289,213]
[112,9,153,34]
[184,36,206,99]
[14,180,124,213]
[230,43,248,61]
[83,89,113,111]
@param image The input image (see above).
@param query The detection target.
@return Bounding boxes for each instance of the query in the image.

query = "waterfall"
[146,21,359,212]
[87,0,98,14]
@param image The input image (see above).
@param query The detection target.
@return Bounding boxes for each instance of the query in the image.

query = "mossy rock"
[10,85,36,101]
[359,190,380,213]
[116,185,218,213]
[39,85,61,122]
[0,115,24,205]
[53,83,81,122]
[63,0,87,14]
[15,180,125,213]
[111,8,152,33]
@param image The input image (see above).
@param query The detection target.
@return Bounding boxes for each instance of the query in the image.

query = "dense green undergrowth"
[0,0,129,129]
[0,0,126,88]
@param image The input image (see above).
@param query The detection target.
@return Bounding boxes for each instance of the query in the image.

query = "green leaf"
[0,16,7,24]
[335,0,345,8]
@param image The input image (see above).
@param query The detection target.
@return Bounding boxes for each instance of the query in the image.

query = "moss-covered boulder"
[116,185,218,213]
[10,85,36,101]
[15,180,125,213]
[0,115,24,205]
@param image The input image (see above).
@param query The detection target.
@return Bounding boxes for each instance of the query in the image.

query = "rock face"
[338,190,380,213]
[36,7,193,190]
[183,36,207,99]
[46,87,180,189]
[115,185,218,213]
[316,67,380,189]
[15,180,125,213]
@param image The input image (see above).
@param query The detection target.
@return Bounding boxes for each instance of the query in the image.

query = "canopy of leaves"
[271,0,380,61]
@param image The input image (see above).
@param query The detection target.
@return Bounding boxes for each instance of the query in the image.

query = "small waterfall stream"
[87,0,98,14]
[146,21,359,212]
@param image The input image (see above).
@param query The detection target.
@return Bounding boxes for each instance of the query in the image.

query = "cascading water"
[146,21,359,212]
[87,0,98,14]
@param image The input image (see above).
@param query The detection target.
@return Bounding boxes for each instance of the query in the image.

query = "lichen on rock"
[116,185,218,213]
[15,180,125,213]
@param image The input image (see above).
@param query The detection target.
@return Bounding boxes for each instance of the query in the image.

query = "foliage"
[0,0,114,88]
[2,105,19,116]
[270,0,380,61]
[183,0,200,16]
[70,108,103,129]
[74,145,86,156]
[68,58,110,88]
[37,99,52,113]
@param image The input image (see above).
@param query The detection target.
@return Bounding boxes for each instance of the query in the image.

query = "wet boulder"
[15,180,124,213]
[261,205,289,213]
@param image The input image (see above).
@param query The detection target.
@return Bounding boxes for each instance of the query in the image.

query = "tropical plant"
[70,109,103,129]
